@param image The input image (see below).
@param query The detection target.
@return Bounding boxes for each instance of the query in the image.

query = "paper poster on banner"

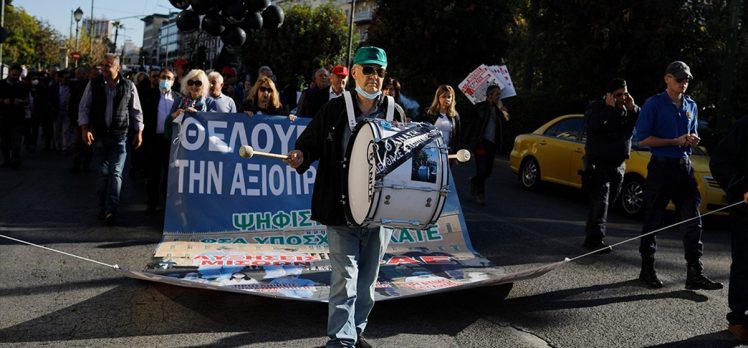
[488,65,517,99]
[130,113,560,302]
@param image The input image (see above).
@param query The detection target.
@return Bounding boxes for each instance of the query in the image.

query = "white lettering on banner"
[178,118,304,154]
[229,163,316,196]
[174,160,223,194]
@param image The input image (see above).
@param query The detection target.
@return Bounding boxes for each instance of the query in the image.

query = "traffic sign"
[71,51,81,60]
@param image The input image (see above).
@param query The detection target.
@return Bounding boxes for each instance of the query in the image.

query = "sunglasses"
[361,66,386,78]
[675,77,691,83]
[259,86,273,93]
[187,80,202,87]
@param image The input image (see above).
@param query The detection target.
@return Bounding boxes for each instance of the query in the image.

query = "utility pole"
[346,0,356,67]
[89,0,94,57]
[1,0,5,79]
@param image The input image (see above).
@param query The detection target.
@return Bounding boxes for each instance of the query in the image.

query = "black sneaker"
[104,211,117,225]
[356,335,373,348]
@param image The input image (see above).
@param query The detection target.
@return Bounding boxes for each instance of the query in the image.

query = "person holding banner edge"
[285,46,404,348]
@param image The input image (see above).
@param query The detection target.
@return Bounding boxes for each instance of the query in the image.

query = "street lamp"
[74,7,83,49]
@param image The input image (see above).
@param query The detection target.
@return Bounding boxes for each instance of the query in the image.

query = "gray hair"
[208,71,224,84]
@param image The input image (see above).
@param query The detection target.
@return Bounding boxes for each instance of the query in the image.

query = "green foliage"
[241,2,349,89]
[2,4,64,68]
[366,0,748,145]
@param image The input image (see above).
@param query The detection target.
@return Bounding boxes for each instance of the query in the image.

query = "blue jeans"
[95,134,128,214]
[728,202,748,325]
[639,156,703,262]
[326,225,392,348]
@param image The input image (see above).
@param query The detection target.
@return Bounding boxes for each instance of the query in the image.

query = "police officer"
[634,61,722,290]
[582,78,639,252]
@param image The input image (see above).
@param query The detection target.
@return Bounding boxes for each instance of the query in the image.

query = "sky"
[11,0,178,47]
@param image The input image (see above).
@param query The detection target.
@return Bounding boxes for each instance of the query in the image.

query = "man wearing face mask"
[0,64,31,168]
[78,54,144,224]
[142,68,181,213]
[581,78,639,253]
[285,47,404,348]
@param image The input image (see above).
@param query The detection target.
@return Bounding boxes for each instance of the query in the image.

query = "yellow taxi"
[508,114,727,217]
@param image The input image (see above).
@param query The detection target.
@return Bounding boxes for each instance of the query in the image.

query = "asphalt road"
[0,149,744,348]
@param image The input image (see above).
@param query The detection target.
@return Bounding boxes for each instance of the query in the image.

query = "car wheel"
[519,158,540,190]
[620,177,645,217]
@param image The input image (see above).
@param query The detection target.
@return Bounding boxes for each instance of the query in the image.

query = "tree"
[2,4,65,68]
[241,3,349,90]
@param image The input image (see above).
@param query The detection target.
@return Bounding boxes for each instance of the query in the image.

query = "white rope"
[565,200,746,263]
[0,234,120,269]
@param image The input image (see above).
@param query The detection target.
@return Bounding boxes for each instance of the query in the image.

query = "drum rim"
[342,119,382,227]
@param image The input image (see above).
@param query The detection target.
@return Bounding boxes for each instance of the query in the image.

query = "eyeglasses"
[187,80,202,87]
[361,65,386,78]
[675,77,691,83]
[614,92,630,98]
[259,86,273,93]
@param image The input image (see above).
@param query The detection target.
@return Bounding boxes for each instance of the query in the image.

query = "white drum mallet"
[238,145,289,160]
[448,149,471,163]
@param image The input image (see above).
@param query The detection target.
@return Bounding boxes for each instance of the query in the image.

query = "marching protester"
[464,84,510,205]
[285,46,405,348]
[581,78,639,253]
[0,64,30,168]
[78,54,144,225]
[243,76,295,121]
[166,69,212,139]
[420,84,461,156]
[207,71,237,113]
[709,116,748,342]
[68,67,93,173]
[296,65,348,118]
[296,67,331,117]
[634,61,722,290]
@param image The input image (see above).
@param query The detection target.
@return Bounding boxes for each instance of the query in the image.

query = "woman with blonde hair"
[421,84,461,155]
[165,69,214,138]
[243,76,292,118]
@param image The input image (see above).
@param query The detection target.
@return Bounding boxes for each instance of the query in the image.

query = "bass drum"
[343,120,450,230]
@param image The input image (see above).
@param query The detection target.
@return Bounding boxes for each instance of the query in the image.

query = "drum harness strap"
[343,91,395,131]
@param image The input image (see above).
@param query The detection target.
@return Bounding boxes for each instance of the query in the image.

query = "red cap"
[174,58,188,67]
[331,65,349,77]
[221,66,237,77]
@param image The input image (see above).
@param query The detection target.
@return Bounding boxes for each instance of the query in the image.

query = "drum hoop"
[422,136,450,228]
[342,120,381,227]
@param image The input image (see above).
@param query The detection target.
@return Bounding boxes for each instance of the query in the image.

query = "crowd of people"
[1,50,746,345]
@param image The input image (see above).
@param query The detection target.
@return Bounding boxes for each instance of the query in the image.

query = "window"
[544,118,584,141]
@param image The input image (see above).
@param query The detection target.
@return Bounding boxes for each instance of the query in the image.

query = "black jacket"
[296,86,328,118]
[709,116,748,202]
[420,111,462,154]
[88,75,135,137]
[464,101,507,149]
[583,100,639,165]
[294,92,405,226]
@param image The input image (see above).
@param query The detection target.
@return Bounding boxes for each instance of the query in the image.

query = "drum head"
[345,122,377,225]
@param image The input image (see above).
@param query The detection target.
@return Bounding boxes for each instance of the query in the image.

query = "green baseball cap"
[353,46,387,68]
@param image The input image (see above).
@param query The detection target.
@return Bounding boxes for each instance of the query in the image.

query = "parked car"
[509,114,727,217]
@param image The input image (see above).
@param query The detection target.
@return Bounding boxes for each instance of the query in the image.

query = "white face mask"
[355,86,381,100]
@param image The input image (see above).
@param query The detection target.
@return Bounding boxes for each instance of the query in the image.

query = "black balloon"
[245,0,270,13]
[221,26,247,47]
[169,0,190,10]
[241,11,263,31]
[176,9,200,32]
[222,0,246,24]
[201,12,226,36]
[261,4,284,29]
[190,0,213,15]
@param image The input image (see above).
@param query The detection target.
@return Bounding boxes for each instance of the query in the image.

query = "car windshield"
[543,117,584,141]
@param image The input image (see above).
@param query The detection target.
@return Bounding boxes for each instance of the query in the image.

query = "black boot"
[685,261,723,290]
[639,256,663,288]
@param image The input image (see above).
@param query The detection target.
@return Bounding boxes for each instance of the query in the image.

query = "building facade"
[141,14,169,66]
[82,18,113,40]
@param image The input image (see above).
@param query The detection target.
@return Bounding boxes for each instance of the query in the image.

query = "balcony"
[354,10,372,23]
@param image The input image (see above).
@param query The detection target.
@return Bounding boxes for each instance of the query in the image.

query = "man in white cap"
[285,46,404,348]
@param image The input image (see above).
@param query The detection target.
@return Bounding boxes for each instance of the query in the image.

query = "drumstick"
[238,145,289,160]
[448,149,471,163]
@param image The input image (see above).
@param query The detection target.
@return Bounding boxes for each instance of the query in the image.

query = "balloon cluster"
[170,0,285,48]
